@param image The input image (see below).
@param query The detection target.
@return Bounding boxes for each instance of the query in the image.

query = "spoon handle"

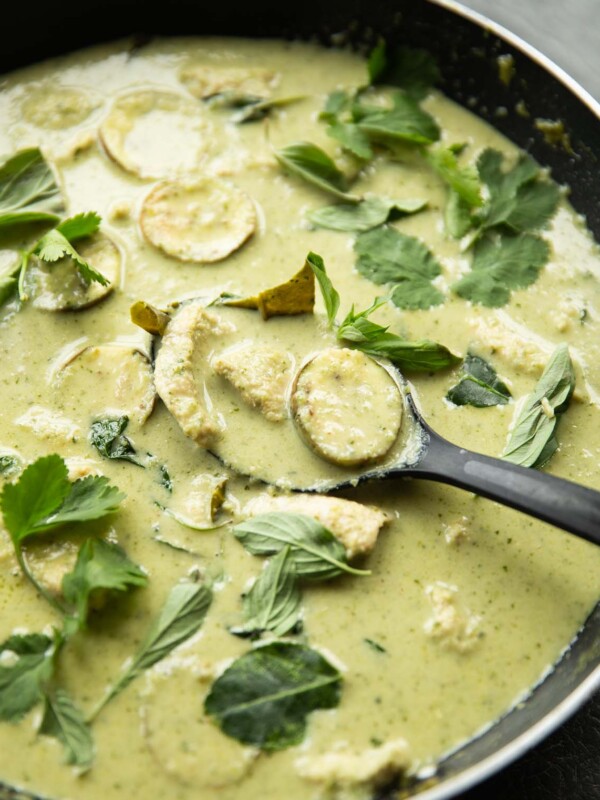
[405,429,600,545]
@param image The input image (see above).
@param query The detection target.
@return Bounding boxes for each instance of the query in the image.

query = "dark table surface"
[444,3,600,798]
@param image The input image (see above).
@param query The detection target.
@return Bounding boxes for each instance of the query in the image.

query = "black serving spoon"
[219,361,600,546]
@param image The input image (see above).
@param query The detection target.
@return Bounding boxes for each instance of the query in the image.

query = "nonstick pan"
[0,1,598,798]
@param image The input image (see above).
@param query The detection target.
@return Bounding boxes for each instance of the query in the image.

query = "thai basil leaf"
[275,142,359,202]
[305,251,340,326]
[89,416,144,466]
[326,122,373,160]
[355,92,440,146]
[447,354,511,407]
[90,581,212,718]
[0,148,63,229]
[233,513,369,579]
[308,196,426,233]
[230,547,302,639]
[502,344,575,468]
[204,641,342,751]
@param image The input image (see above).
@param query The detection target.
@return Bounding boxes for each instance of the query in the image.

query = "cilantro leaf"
[425,146,482,208]
[0,454,125,548]
[502,344,575,468]
[445,190,474,239]
[476,149,560,232]
[0,148,63,229]
[275,142,359,202]
[230,547,302,639]
[452,233,550,307]
[62,539,147,633]
[368,42,440,101]
[319,90,352,124]
[34,212,108,287]
[326,122,373,160]
[305,251,340,326]
[233,513,369,579]
[205,641,342,751]
[355,92,440,146]
[40,690,94,770]
[0,633,55,721]
[0,265,20,306]
[89,416,144,466]
[447,354,511,407]
[89,581,212,720]
[308,196,426,233]
[355,227,444,309]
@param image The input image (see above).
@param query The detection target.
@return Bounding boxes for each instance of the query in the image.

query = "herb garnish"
[306,252,459,372]
[368,41,440,100]
[40,689,95,769]
[0,148,63,230]
[452,233,550,307]
[230,547,302,639]
[233,512,370,579]
[355,227,445,310]
[204,641,342,750]
[502,344,575,468]
[447,354,511,407]
[89,416,144,466]
[0,633,57,721]
[308,196,426,233]
[88,581,212,720]
[353,92,440,146]
[11,211,110,305]
[275,142,359,202]
[62,539,147,635]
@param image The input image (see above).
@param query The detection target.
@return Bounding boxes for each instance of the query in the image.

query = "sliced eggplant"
[57,344,156,427]
[178,63,277,100]
[21,85,98,130]
[292,348,403,467]
[140,179,256,263]
[99,90,214,179]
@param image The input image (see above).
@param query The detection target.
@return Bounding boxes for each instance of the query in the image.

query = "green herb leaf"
[0,265,20,306]
[275,143,359,202]
[90,581,212,719]
[476,149,560,232]
[355,227,444,310]
[232,96,303,123]
[445,190,474,239]
[204,641,342,751]
[35,213,109,288]
[452,233,550,307]
[231,547,302,639]
[0,148,63,228]
[308,196,426,233]
[326,122,373,160]
[319,90,352,124]
[425,146,482,208]
[0,633,55,721]
[0,454,125,548]
[40,690,94,770]
[368,42,440,100]
[502,344,575,468]
[0,455,20,477]
[447,354,511,407]
[305,252,340,326]
[62,539,147,633]
[233,512,369,579]
[356,92,440,146]
[89,416,144,466]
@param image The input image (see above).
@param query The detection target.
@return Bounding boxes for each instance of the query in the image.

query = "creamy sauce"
[0,36,599,800]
